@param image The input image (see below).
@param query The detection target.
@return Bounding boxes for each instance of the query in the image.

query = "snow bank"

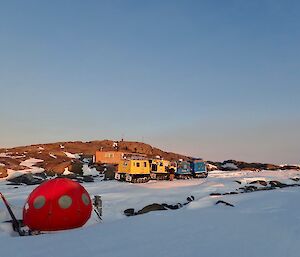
[82,164,99,176]
[222,162,238,170]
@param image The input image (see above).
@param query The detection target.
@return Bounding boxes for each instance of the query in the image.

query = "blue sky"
[0,0,299,164]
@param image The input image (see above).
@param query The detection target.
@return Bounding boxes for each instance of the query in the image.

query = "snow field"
[0,169,299,257]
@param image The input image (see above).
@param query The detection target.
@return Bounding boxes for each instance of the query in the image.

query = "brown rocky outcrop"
[0,166,8,178]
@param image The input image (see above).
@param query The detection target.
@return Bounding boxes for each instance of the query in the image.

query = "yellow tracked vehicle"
[149,159,170,180]
[115,159,150,183]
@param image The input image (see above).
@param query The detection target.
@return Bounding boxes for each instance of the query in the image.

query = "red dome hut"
[23,178,92,231]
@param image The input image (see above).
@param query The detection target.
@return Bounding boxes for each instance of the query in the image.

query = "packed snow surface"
[0,169,300,257]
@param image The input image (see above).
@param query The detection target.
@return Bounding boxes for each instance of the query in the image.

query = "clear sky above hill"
[0,0,299,164]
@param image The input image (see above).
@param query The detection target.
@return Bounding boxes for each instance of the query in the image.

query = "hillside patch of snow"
[11,154,26,159]
[49,153,57,159]
[62,167,74,176]
[207,163,218,170]
[20,158,43,168]
[1,158,45,180]
[64,152,81,159]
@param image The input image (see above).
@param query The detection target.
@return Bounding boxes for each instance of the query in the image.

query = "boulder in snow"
[269,180,288,188]
[249,180,268,186]
[136,203,167,215]
[215,200,234,207]
[7,173,44,185]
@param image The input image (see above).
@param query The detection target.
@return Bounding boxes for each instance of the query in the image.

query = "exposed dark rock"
[234,180,242,184]
[33,172,48,179]
[217,179,300,197]
[242,185,258,192]
[82,176,94,183]
[187,196,195,202]
[269,181,287,188]
[124,196,195,217]
[290,177,300,182]
[223,192,239,195]
[69,161,83,175]
[136,203,167,215]
[210,192,222,196]
[249,180,268,186]
[280,165,300,170]
[124,208,135,217]
[162,203,181,210]
[215,200,234,207]
[7,173,44,185]
[124,204,167,216]
[94,164,117,180]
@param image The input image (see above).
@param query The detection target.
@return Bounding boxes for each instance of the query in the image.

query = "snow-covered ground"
[0,169,300,257]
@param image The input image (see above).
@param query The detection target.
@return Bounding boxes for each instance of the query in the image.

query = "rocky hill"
[207,159,300,171]
[0,140,299,179]
[0,140,190,178]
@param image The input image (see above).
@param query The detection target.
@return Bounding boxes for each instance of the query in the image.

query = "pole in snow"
[93,195,102,221]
